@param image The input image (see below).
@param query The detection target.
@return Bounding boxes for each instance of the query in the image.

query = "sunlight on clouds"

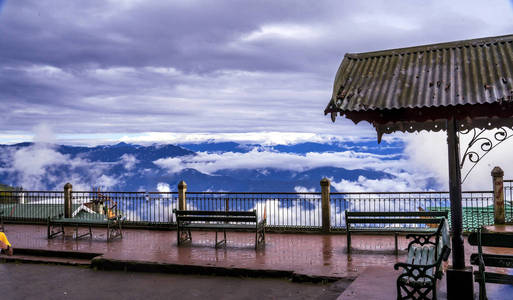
[120,132,370,146]
[241,24,321,42]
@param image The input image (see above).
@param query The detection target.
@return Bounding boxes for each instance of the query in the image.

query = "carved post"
[492,166,505,225]
[320,178,331,232]
[178,181,187,210]
[64,183,72,218]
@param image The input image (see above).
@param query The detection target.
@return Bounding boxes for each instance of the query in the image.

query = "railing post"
[64,183,72,218]
[178,180,187,210]
[492,166,505,225]
[320,178,331,232]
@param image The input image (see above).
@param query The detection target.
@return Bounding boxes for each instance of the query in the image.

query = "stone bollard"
[64,183,73,218]
[492,167,505,225]
[178,181,187,210]
[320,178,331,232]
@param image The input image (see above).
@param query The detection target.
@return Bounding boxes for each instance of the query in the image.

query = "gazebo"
[325,34,513,299]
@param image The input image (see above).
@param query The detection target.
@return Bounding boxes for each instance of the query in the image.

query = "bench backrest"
[469,230,513,269]
[345,211,448,225]
[173,209,258,223]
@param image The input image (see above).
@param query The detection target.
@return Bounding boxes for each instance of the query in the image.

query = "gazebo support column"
[446,118,473,300]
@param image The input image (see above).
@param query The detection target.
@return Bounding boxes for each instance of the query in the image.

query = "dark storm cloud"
[0,0,512,141]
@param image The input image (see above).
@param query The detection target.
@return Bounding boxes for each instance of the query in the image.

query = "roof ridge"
[346,34,513,59]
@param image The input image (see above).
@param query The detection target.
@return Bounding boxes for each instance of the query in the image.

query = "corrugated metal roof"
[328,34,513,113]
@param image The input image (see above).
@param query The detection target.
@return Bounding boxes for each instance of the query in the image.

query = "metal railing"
[185,192,322,230]
[0,189,494,231]
[505,180,513,222]
[0,191,64,222]
[331,191,493,231]
[72,191,178,226]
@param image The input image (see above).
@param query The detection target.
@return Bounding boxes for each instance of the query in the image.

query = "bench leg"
[47,222,65,239]
[347,231,352,254]
[395,233,398,256]
[74,225,92,240]
[107,219,123,242]
[255,226,265,250]
[178,226,191,245]
[177,225,181,245]
[215,230,226,248]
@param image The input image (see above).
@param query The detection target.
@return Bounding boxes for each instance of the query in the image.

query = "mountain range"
[0,140,404,192]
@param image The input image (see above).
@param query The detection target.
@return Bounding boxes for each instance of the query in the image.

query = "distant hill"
[0,183,16,191]
[0,141,403,192]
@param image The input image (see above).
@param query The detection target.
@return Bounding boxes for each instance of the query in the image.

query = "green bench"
[394,218,451,300]
[173,209,266,249]
[469,229,513,300]
[47,214,123,242]
[345,211,449,254]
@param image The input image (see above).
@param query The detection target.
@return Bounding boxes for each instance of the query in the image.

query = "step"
[1,254,92,266]
[0,248,102,266]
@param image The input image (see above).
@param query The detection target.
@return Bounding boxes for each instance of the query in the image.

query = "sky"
[1,1,513,191]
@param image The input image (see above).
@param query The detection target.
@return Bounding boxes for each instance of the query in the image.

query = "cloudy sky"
[1,1,513,191]
[0,0,512,144]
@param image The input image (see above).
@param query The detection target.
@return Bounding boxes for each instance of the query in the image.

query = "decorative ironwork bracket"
[459,126,513,183]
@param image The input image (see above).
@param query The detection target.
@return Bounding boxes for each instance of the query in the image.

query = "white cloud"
[294,186,316,193]
[330,175,426,193]
[11,144,67,190]
[402,130,513,191]
[156,182,171,193]
[120,154,138,170]
[154,148,405,175]
[240,24,321,42]
[120,132,373,146]
[96,174,119,189]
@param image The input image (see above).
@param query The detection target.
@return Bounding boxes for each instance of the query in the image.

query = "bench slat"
[180,223,256,230]
[470,253,513,268]
[468,232,513,247]
[52,218,110,225]
[346,211,447,217]
[177,216,257,223]
[174,210,256,217]
[347,218,443,224]
[475,272,513,285]
[348,228,437,233]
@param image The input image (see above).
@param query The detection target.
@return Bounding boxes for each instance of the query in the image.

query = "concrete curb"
[91,257,343,283]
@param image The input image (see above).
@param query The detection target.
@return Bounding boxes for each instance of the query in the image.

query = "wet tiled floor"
[4,224,513,299]
[2,224,495,280]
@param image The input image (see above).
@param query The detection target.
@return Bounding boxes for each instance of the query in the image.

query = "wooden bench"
[47,214,123,242]
[345,211,448,254]
[468,229,513,300]
[394,218,451,300]
[173,209,266,249]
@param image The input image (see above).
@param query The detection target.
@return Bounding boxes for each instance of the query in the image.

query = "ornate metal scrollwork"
[459,126,513,183]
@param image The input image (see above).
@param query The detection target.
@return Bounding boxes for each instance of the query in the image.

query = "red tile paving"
[1,224,490,278]
[3,224,413,279]
[3,224,513,299]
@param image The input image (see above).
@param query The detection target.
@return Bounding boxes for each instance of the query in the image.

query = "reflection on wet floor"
[4,224,513,290]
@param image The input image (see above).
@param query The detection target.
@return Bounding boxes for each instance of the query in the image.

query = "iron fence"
[72,191,178,226]
[505,180,513,222]
[185,192,322,230]
[0,191,64,222]
[0,189,495,231]
[331,191,494,231]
